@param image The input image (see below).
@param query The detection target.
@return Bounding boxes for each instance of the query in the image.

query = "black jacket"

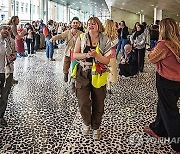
[117,26,129,39]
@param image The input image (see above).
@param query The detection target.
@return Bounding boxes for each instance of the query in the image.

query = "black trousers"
[119,64,138,77]
[0,73,5,118]
[150,73,180,152]
[0,73,13,118]
[135,48,145,72]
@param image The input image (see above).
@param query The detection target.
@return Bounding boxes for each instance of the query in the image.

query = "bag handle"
[88,32,93,48]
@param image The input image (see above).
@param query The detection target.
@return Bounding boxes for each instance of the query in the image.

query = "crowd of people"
[0,15,179,153]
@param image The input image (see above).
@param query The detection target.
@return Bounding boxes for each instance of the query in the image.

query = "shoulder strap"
[88,32,93,48]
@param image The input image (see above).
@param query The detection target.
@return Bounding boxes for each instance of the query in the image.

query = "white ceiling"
[105,0,180,22]
[52,0,180,21]
[51,0,110,17]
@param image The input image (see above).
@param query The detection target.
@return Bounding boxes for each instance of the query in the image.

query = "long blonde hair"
[104,19,118,41]
[159,18,180,54]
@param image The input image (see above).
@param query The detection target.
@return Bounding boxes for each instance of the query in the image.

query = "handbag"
[95,62,108,75]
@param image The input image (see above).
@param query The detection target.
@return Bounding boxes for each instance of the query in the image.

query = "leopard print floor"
[0,49,177,154]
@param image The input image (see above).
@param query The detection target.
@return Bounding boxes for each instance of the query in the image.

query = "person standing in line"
[116,21,129,58]
[73,17,111,140]
[8,16,27,84]
[25,23,35,57]
[43,20,56,61]
[144,18,180,153]
[149,20,159,49]
[39,20,46,49]
[50,17,82,85]
[104,19,118,94]
[16,24,26,57]
[130,24,146,72]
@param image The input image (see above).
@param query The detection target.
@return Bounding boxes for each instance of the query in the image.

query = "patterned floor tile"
[0,49,177,154]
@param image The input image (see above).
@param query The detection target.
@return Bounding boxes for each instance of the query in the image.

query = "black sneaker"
[107,89,112,94]
[12,79,18,85]
[0,118,7,127]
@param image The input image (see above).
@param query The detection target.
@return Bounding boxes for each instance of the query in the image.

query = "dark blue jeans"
[45,36,54,59]
[116,38,128,58]
[26,38,35,54]
[150,40,157,49]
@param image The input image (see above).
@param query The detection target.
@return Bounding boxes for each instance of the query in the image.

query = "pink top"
[148,41,180,81]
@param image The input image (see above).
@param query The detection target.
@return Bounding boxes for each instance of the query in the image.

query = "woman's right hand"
[49,37,55,43]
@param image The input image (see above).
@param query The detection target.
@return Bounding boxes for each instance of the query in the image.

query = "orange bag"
[43,26,49,37]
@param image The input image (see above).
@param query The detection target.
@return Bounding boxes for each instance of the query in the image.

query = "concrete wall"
[111,6,153,29]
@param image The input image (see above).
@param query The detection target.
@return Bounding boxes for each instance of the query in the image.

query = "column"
[45,0,48,23]
[142,14,145,23]
[65,5,70,23]
[140,14,142,23]
[55,3,57,21]
[8,0,12,19]
[40,0,44,20]
[65,5,68,23]
[78,10,81,21]
[154,7,162,24]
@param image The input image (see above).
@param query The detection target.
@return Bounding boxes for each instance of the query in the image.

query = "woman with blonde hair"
[73,17,111,140]
[104,19,118,94]
[144,18,180,153]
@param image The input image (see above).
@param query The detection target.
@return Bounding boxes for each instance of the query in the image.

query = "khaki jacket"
[52,29,82,57]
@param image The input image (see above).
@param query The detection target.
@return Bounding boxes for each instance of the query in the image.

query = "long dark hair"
[132,22,140,33]
[133,24,144,40]
[8,16,19,25]
[120,20,126,27]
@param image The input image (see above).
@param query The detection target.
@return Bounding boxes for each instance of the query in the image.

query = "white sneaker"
[93,129,101,140]
[121,75,130,79]
[82,123,90,136]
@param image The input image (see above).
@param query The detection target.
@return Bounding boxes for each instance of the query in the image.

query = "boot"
[64,73,68,82]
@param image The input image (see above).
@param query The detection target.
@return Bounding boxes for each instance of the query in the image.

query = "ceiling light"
[79,2,82,3]
[122,3,125,5]
[138,12,140,13]
[177,14,179,16]
[151,5,154,7]
[121,7,123,9]
[141,10,143,12]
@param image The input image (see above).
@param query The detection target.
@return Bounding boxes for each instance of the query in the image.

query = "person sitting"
[119,44,138,78]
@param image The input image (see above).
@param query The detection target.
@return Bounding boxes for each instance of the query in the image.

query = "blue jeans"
[45,36,54,59]
[150,40,157,49]
[116,38,128,58]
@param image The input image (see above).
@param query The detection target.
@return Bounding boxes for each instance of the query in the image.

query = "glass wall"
[0,0,107,24]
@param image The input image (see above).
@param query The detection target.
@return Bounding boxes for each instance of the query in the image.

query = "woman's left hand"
[89,49,97,58]
[8,54,16,62]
